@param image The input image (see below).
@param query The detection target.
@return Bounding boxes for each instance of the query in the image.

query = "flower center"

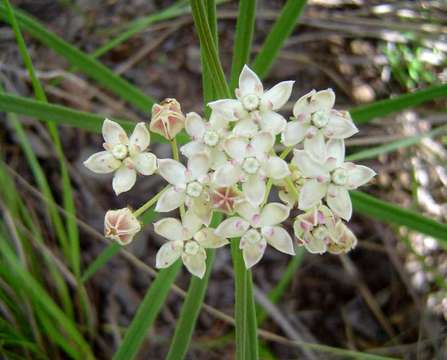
[242,157,260,174]
[184,241,200,255]
[203,130,219,146]
[331,168,348,186]
[311,110,329,128]
[312,226,328,242]
[242,229,262,245]
[242,94,260,111]
[111,144,128,160]
[186,181,203,198]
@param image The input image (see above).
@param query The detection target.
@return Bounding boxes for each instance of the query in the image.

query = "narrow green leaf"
[230,0,257,90]
[81,243,121,283]
[251,0,307,78]
[245,270,259,360]
[350,84,447,124]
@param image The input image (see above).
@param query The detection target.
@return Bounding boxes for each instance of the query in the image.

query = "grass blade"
[251,0,307,78]
[81,243,121,283]
[245,270,259,360]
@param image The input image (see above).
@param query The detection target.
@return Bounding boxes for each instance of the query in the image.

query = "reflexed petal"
[133,152,157,175]
[180,140,207,158]
[209,148,227,170]
[292,150,329,178]
[83,151,121,174]
[242,175,266,207]
[326,139,345,169]
[235,200,259,224]
[241,238,267,268]
[260,202,290,226]
[155,186,185,212]
[213,162,241,187]
[303,233,327,254]
[129,122,150,153]
[264,156,290,180]
[224,136,248,161]
[214,217,250,238]
[293,90,316,117]
[112,166,137,195]
[233,119,258,137]
[281,121,308,146]
[189,195,213,226]
[156,241,183,268]
[102,118,128,146]
[157,158,187,186]
[208,99,243,121]
[209,110,230,131]
[238,65,263,97]
[185,112,206,139]
[251,131,274,156]
[312,89,335,111]
[278,189,297,207]
[262,226,295,255]
[298,179,327,210]
[323,112,358,139]
[154,217,190,241]
[194,228,229,248]
[182,248,207,278]
[183,209,203,235]
[304,131,327,163]
[261,81,294,110]
[326,184,352,220]
[260,111,286,135]
[188,153,210,180]
[344,163,376,189]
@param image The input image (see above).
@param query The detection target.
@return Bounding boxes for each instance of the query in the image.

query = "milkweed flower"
[150,98,186,140]
[104,207,141,245]
[209,65,294,137]
[215,201,295,268]
[154,210,228,278]
[84,119,157,195]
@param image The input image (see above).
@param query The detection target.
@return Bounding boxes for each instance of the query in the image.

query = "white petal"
[324,112,358,139]
[156,241,183,268]
[213,162,241,187]
[312,89,335,111]
[326,184,352,220]
[209,148,227,170]
[129,122,150,153]
[326,139,345,169]
[209,110,230,131]
[260,203,290,227]
[233,119,259,137]
[155,186,185,212]
[180,141,207,158]
[112,166,137,195]
[260,111,286,135]
[303,233,327,254]
[345,163,376,189]
[238,65,263,97]
[189,195,213,226]
[293,90,316,117]
[264,156,290,180]
[224,136,248,161]
[241,238,266,269]
[182,248,207,278]
[304,131,327,163]
[281,121,307,147]
[243,175,266,208]
[208,99,243,121]
[154,217,190,241]
[214,217,250,238]
[251,131,274,156]
[188,153,210,180]
[185,112,206,139]
[298,179,328,210]
[194,228,229,248]
[133,152,157,175]
[183,209,203,235]
[262,226,295,255]
[235,201,260,224]
[292,150,329,178]
[83,151,121,174]
[102,118,128,146]
[261,81,294,110]
[157,159,187,186]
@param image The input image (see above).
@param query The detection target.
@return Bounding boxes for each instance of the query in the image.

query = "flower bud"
[150,98,185,140]
[104,208,141,245]
[327,221,357,254]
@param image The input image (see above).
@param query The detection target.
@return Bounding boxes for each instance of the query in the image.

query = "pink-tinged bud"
[149,98,185,140]
[104,208,141,245]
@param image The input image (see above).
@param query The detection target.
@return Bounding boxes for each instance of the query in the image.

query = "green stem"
[132,186,169,218]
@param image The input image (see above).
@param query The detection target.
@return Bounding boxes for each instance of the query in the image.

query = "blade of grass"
[245,270,259,360]
[230,0,257,90]
[80,243,121,283]
[251,0,307,78]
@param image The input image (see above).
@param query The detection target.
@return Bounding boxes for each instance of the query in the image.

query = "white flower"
[180,111,229,169]
[292,139,376,220]
[150,98,185,140]
[215,201,295,268]
[326,221,357,254]
[210,186,242,214]
[154,210,228,278]
[213,132,290,206]
[155,153,212,223]
[84,119,157,195]
[208,65,294,137]
[282,89,358,162]
[104,208,141,245]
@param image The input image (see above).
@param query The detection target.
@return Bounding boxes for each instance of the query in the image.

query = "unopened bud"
[104,208,141,245]
[150,98,185,140]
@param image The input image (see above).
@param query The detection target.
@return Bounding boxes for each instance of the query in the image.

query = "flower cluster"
[84,65,375,278]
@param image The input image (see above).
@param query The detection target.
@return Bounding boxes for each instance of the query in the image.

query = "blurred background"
[1,0,447,359]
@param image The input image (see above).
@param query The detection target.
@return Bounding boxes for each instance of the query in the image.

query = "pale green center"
[242,229,262,245]
[184,241,200,255]
[203,130,219,146]
[331,168,348,186]
[242,157,260,174]
[312,226,328,241]
[112,144,128,160]
[186,181,203,198]
[311,110,329,128]
[242,94,260,111]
